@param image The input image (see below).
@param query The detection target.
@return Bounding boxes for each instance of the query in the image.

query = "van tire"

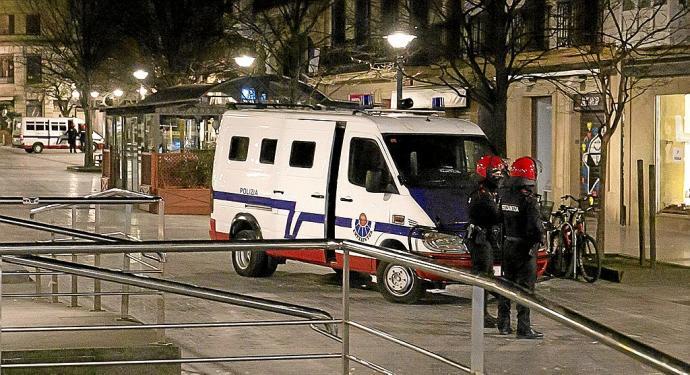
[376,262,425,304]
[24,148,33,153]
[32,143,44,153]
[231,229,277,277]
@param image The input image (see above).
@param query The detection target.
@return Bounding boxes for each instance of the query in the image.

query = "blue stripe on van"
[212,190,416,239]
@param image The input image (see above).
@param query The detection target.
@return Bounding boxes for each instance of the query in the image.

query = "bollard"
[471,286,485,374]
[648,165,657,269]
[637,160,645,266]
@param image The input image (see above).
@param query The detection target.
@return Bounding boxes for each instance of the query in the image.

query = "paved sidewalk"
[0,146,688,374]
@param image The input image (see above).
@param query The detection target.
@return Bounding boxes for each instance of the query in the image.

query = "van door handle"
[311,194,325,199]
[273,190,284,194]
[340,197,353,202]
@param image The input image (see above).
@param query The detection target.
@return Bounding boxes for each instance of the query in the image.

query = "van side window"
[35,122,45,131]
[349,138,397,193]
[259,138,277,164]
[51,124,59,131]
[26,122,35,131]
[228,136,249,161]
[289,141,315,168]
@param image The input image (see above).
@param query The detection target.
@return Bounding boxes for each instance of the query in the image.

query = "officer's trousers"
[497,239,537,331]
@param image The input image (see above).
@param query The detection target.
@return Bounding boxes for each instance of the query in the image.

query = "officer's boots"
[516,307,543,339]
[496,297,512,335]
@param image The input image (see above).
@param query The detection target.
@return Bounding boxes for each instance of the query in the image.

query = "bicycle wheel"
[547,230,567,277]
[578,234,601,283]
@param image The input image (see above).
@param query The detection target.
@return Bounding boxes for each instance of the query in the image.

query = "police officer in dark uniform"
[498,156,544,339]
[467,155,507,328]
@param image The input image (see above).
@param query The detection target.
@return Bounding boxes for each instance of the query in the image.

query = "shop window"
[289,141,315,168]
[228,136,249,161]
[26,100,42,117]
[259,138,277,164]
[26,14,40,35]
[657,94,690,213]
[0,55,14,83]
[0,15,14,35]
[26,55,42,84]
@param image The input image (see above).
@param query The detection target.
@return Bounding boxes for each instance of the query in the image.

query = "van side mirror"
[365,169,383,193]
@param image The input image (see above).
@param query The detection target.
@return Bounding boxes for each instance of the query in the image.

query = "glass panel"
[229,136,249,161]
[348,138,393,188]
[260,138,277,164]
[384,134,492,188]
[657,94,690,213]
[289,141,316,168]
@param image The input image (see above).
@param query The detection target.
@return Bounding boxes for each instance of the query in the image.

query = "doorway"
[532,96,553,196]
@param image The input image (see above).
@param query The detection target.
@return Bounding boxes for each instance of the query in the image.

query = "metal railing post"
[93,204,102,311]
[29,212,42,297]
[341,247,350,375]
[158,200,165,241]
[121,204,132,320]
[157,199,166,341]
[471,286,485,374]
[70,207,78,307]
[51,253,58,304]
[0,256,3,371]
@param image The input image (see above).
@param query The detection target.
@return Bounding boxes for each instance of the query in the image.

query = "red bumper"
[415,250,549,282]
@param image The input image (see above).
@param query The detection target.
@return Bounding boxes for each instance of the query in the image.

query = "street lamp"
[234,55,255,68]
[90,91,99,99]
[384,31,416,109]
[133,69,149,100]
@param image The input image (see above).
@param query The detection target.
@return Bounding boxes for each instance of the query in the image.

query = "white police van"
[12,117,103,153]
[210,109,495,303]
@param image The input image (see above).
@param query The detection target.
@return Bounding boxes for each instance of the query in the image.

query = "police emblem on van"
[353,213,373,242]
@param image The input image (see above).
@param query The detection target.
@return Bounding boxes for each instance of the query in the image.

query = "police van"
[12,117,103,153]
[210,109,548,303]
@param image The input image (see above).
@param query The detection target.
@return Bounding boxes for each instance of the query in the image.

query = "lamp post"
[384,32,416,109]
[133,69,149,101]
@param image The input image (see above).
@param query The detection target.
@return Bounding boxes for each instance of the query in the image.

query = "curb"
[66,165,101,173]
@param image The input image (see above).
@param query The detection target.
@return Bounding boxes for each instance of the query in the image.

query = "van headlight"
[421,232,468,253]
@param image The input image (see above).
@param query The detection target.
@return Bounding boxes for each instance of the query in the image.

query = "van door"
[274,118,337,264]
[334,132,399,271]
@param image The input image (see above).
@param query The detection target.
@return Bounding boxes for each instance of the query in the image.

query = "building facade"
[306,0,690,262]
[0,0,66,121]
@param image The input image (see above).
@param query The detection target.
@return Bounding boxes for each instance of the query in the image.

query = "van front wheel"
[231,229,277,277]
[376,262,425,304]
[32,143,44,153]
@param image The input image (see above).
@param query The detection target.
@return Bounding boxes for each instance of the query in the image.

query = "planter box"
[155,187,211,215]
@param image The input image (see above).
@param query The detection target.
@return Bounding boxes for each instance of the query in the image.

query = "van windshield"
[383,134,493,188]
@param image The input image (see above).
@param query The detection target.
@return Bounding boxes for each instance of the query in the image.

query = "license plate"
[493,265,502,277]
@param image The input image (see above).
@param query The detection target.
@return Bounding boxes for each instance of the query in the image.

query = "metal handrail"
[4,255,336,323]
[29,189,159,215]
[0,239,686,374]
[0,196,161,205]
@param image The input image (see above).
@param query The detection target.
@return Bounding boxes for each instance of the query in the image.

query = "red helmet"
[509,157,540,184]
[476,155,507,179]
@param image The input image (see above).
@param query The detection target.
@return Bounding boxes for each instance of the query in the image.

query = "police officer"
[467,155,507,328]
[498,157,544,339]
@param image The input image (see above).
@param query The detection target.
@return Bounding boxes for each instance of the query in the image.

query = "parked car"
[209,109,549,303]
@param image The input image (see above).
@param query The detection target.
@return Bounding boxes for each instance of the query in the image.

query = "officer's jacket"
[467,184,501,229]
[500,186,544,244]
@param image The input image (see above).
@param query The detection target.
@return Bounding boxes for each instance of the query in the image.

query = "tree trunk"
[596,137,609,259]
[80,93,94,168]
[478,100,507,157]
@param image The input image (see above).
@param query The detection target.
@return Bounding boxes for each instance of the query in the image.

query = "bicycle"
[545,195,601,283]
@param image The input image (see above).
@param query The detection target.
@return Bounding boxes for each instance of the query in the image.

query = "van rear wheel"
[32,143,44,153]
[231,229,277,277]
[376,262,425,304]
